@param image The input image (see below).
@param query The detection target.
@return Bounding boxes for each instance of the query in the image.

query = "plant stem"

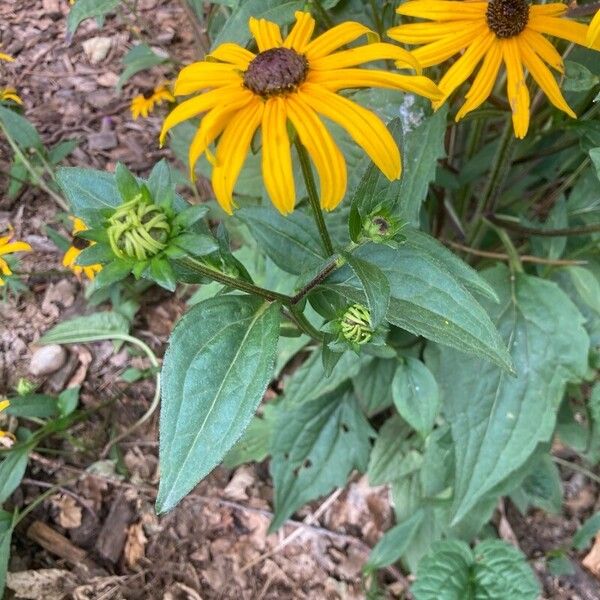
[310,0,335,29]
[369,0,385,38]
[552,455,600,486]
[487,215,600,237]
[290,258,340,304]
[294,139,335,256]
[287,306,324,340]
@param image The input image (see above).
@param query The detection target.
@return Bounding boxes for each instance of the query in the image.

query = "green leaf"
[0,446,30,504]
[573,511,600,550]
[352,357,396,416]
[511,453,562,514]
[345,254,390,328]
[365,510,425,571]
[56,167,122,226]
[75,243,114,266]
[40,311,130,344]
[93,260,133,288]
[591,148,600,179]
[5,394,58,418]
[563,61,600,92]
[67,0,120,34]
[148,257,176,291]
[0,510,13,597]
[236,206,325,276]
[392,358,439,438]
[172,233,219,257]
[412,539,540,600]
[48,139,77,165]
[325,243,512,371]
[564,266,600,315]
[115,162,140,200]
[0,105,43,150]
[57,387,80,417]
[426,266,589,526]
[157,296,280,512]
[212,0,301,48]
[117,44,168,92]
[270,389,374,531]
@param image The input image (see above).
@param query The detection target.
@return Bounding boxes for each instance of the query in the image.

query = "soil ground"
[1,2,600,599]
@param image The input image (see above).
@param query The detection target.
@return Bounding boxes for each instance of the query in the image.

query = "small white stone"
[82,37,112,64]
[29,345,67,377]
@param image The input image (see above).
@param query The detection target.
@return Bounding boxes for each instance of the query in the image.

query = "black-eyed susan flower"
[62,217,102,280]
[388,0,600,138]
[0,225,31,286]
[131,85,175,120]
[160,11,442,215]
[0,87,22,105]
[589,10,600,47]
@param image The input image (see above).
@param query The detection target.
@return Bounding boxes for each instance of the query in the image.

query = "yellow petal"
[412,24,487,68]
[530,3,567,17]
[249,17,283,52]
[0,241,32,255]
[261,98,295,214]
[188,95,254,179]
[211,99,264,214]
[174,62,242,96]
[299,83,401,181]
[208,43,255,68]
[456,42,502,120]
[160,85,249,145]
[0,258,12,276]
[304,22,373,60]
[310,42,421,73]
[435,31,495,107]
[588,10,600,48]
[396,0,487,21]
[502,38,530,138]
[388,20,480,44]
[63,246,79,268]
[286,95,347,210]
[520,29,563,72]
[284,11,316,52]
[307,69,442,101]
[0,52,13,62]
[519,35,576,118]
[528,15,590,48]
[0,400,9,412]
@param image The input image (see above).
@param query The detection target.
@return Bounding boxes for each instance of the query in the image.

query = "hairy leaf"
[40,312,130,344]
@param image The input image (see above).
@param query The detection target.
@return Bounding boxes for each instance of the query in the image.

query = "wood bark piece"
[95,492,137,563]
[27,520,88,565]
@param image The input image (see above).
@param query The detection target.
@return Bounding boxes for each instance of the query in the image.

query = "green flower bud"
[107,194,171,261]
[15,377,36,396]
[360,207,404,244]
[340,303,373,346]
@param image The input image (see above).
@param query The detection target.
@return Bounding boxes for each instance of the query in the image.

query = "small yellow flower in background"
[0,225,32,286]
[0,87,22,105]
[160,11,442,215]
[388,0,600,138]
[131,85,175,120]
[0,51,13,62]
[62,217,102,280]
[589,10,600,48]
[0,398,14,444]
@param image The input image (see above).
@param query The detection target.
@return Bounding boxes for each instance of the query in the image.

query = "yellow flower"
[388,0,600,138]
[0,398,13,443]
[589,10,600,48]
[160,11,442,215]
[131,85,175,119]
[0,225,32,286]
[62,217,102,280]
[0,51,13,62]
[0,87,22,105]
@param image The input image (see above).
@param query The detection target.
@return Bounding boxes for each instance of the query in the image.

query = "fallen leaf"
[6,568,77,600]
[124,521,147,568]
[583,532,600,578]
[51,494,82,529]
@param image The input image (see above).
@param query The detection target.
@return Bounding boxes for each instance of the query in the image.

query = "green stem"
[468,118,515,246]
[295,139,335,256]
[288,305,324,340]
[552,456,600,486]
[290,258,340,304]
[309,0,335,29]
[0,123,68,211]
[369,0,385,38]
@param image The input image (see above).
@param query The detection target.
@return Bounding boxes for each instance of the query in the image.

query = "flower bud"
[340,303,373,346]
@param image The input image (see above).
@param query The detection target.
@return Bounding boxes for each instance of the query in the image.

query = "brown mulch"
[1,1,600,599]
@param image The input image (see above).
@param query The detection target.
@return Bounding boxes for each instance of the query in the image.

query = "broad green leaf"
[573,511,600,550]
[236,206,325,276]
[345,254,390,328]
[117,44,168,92]
[212,0,301,48]
[426,266,589,525]
[324,243,512,371]
[56,167,121,226]
[5,394,58,418]
[40,312,130,344]
[352,357,396,416]
[392,358,439,438]
[270,389,374,531]
[511,453,562,514]
[563,61,600,91]
[365,510,425,571]
[0,105,43,150]
[157,297,280,512]
[67,0,120,34]
[0,447,30,504]
[0,510,13,598]
[565,266,600,315]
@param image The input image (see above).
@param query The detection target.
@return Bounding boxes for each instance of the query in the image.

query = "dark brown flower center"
[243,48,308,97]
[486,0,529,38]
[72,235,90,250]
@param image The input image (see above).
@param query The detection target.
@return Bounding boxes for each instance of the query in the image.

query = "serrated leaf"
[324,243,512,371]
[426,266,589,526]
[392,358,439,437]
[67,0,120,34]
[117,44,168,92]
[365,510,425,571]
[40,311,130,344]
[236,206,325,276]
[269,389,374,531]
[157,297,280,512]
